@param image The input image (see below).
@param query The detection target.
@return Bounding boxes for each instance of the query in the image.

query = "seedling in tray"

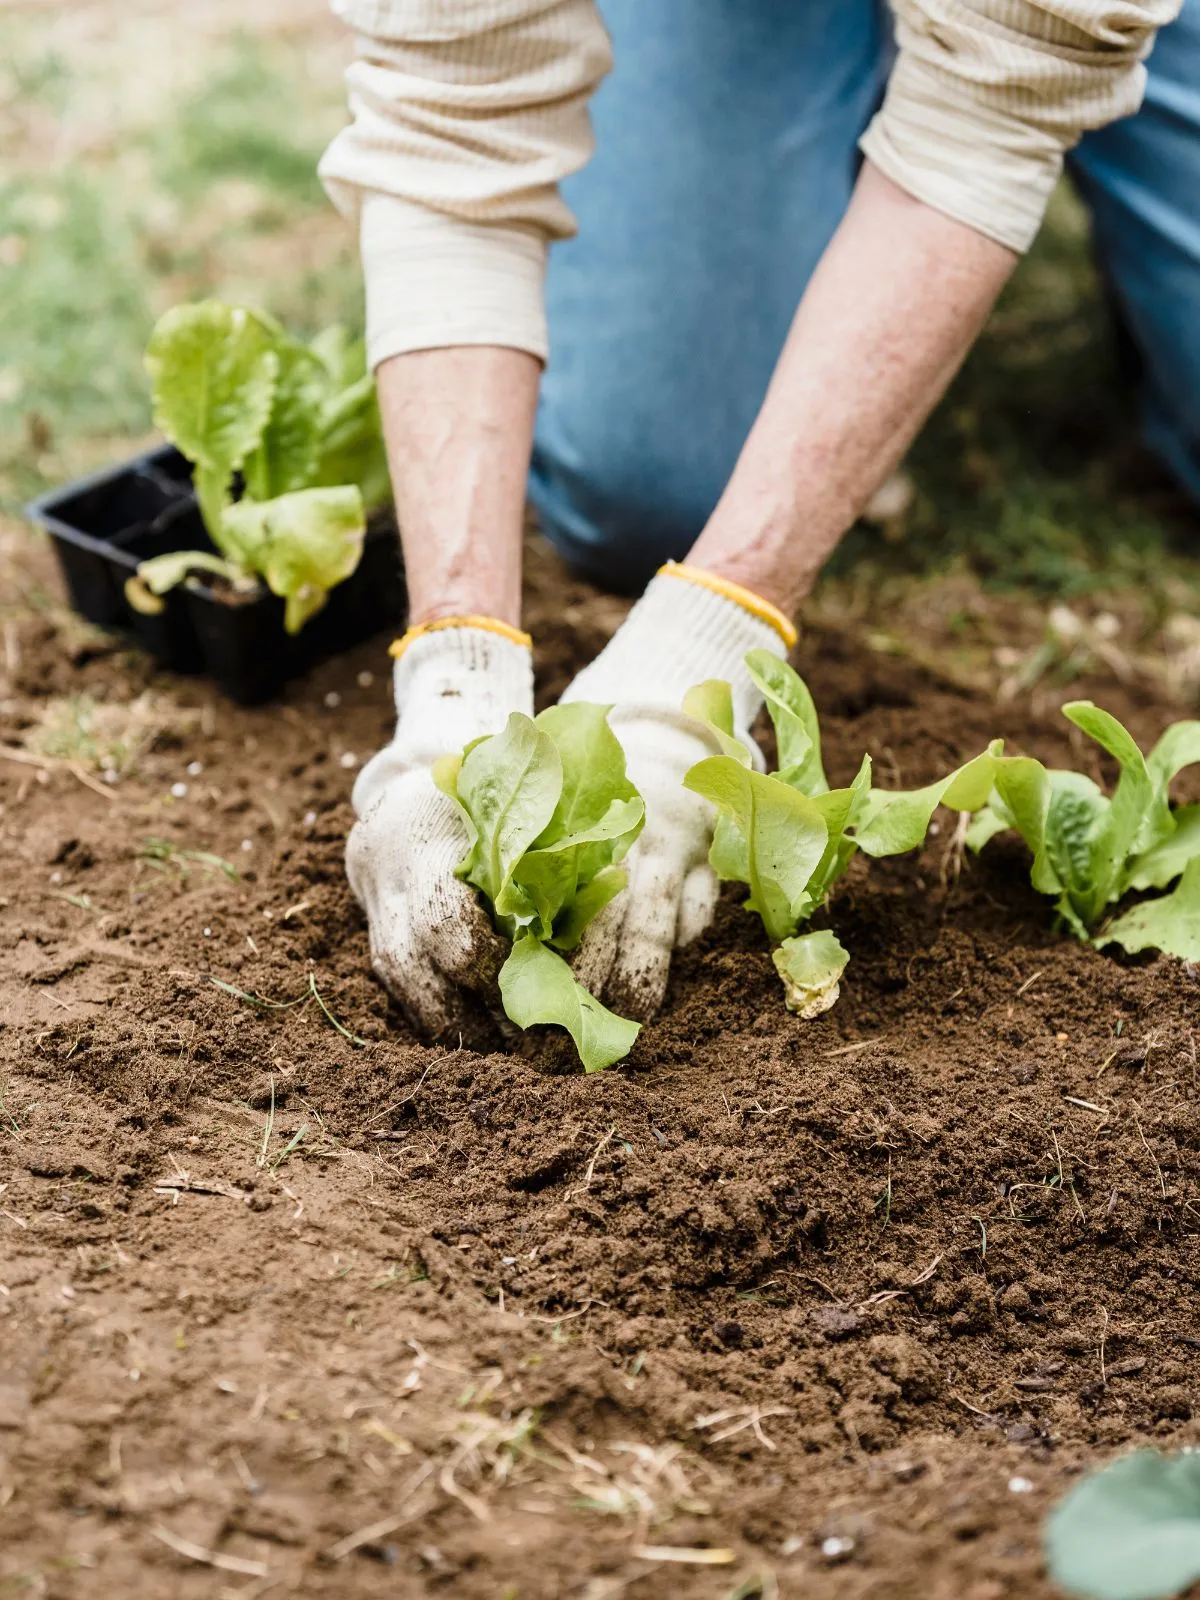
[126,301,390,633]
[683,651,1009,1015]
[434,703,645,1072]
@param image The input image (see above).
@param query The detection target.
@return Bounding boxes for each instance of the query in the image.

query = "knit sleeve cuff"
[859,49,1064,255]
[361,191,550,369]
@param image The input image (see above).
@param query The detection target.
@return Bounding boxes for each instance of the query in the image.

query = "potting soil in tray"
[26,444,406,703]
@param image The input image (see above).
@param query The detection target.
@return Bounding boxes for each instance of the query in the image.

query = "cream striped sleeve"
[861,0,1181,254]
[318,0,611,369]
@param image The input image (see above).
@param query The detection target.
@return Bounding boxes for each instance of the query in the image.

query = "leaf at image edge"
[1045,1450,1200,1600]
[1098,857,1200,961]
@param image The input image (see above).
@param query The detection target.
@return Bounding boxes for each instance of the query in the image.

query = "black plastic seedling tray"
[26,445,406,704]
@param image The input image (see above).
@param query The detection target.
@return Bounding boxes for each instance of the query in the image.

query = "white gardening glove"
[562,563,795,1019]
[346,622,534,1034]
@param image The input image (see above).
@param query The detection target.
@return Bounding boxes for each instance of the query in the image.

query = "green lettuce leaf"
[124,549,250,616]
[682,679,752,765]
[499,936,640,1074]
[533,702,642,849]
[745,648,827,792]
[221,485,366,634]
[454,712,563,914]
[852,743,1004,858]
[1064,701,1167,877]
[683,756,828,944]
[494,703,644,938]
[242,334,329,502]
[1146,720,1200,800]
[548,864,629,952]
[507,797,644,938]
[312,372,391,512]
[309,324,364,388]
[1042,771,1119,935]
[1126,804,1200,892]
[802,755,873,915]
[145,301,279,545]
[438,704,644,1070]
[773,930,850,1018]
[1045,1449,1200,1600]
[1098,858,1200,961]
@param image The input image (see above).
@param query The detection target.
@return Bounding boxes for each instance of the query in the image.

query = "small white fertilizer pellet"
[1008,1476,1034,1494]
[187,761,203,776]
[324,691,341,708]
[170,782,188,799]
[339,752,358,769]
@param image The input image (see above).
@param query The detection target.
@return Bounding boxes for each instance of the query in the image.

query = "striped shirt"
[319,0,1180,370]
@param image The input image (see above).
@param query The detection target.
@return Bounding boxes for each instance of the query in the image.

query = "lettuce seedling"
[683,651,1005,1015]
[967,701,1200,957]
[126,302,389,633]
[433,703,645,1072]
[1045,1449,1200,1600]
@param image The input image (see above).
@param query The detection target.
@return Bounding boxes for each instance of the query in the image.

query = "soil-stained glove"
[563,563,797,1019]
[346,620,534,1034]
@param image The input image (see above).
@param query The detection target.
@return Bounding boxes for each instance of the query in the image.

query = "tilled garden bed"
[1,531,1197,1599]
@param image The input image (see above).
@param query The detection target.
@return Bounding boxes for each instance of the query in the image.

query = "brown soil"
[2,529,1198,1600]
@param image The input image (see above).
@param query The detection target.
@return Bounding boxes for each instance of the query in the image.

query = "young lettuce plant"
[1045,1448,1200,1600]
[126,302,389,633]
[967,702,1200,958]
[683,651,1006,1015]
[433,703,645,1072]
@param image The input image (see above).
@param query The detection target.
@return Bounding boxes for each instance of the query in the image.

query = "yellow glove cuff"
[389,615,532,660]
[659,561,798,649]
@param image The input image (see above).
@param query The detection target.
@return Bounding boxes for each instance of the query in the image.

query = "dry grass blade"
[323,1464,436,1560]
[149,1523,268,1577]
[630,1547,736,1566]
[693,1405,789,1451]
[523,1298,606,1325]
[0,743,118,801]
[154,1174,250,1202]
[1132,1109,1168,1200]
[23,691,196,780]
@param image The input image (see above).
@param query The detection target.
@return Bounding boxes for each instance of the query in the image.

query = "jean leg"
[1068,0,1200,504]
[530,0,888,590]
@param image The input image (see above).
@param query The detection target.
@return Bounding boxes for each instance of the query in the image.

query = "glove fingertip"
[569,892,626,999]
[677,863,719,948]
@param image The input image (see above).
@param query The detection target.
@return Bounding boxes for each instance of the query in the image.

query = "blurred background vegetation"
[1,0,1196,620]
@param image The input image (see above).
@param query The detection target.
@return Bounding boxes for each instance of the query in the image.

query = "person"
[319,0,1194,1036]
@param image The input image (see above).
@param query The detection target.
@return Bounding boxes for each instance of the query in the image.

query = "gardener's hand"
[346,622,534,1034]
[562,563,795,1019]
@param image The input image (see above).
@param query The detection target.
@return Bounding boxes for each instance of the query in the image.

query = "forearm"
[689,163,1018,615]
[376,345,540,627]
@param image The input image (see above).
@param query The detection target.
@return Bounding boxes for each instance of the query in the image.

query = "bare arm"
[375,345,541,628]
[688,162,1018,615]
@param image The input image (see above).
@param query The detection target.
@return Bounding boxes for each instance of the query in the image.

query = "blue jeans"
[529,0,1200,590]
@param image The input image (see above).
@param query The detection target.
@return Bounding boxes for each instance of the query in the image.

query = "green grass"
[160,37,332,209]
[0,25,358,513]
